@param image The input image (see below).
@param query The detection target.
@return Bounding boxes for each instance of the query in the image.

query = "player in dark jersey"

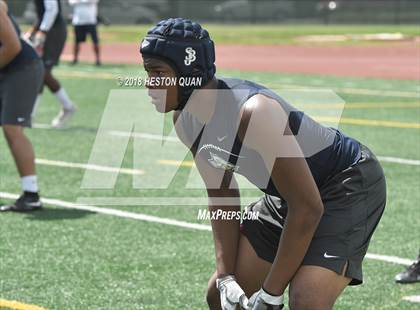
[0,0,44,211]
[140,18,386,310]
[25,0,76,128]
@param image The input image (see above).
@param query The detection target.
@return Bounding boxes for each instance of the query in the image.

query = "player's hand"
[33,31,46,56]
[248,288,284,310]
[22,31,34,43]
[216,275,249,310]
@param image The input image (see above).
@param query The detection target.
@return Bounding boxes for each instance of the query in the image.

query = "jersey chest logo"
[198,144,242,172]
[208,152,239,172]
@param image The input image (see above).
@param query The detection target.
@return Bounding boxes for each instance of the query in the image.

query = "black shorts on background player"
[0,14,44,127]
[43,17,67,69]
[0,61,44,127]
[74,24,98,44]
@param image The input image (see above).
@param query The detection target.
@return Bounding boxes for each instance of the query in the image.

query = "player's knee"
[206,279,220,310]
[288,287,332,310]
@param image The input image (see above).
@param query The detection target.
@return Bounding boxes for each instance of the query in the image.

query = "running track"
[62,42,420,80]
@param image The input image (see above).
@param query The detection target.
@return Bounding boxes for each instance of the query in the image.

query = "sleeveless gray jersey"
[180,78,361,197]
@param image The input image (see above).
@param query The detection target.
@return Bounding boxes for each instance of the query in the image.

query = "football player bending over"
[140,18,386,310]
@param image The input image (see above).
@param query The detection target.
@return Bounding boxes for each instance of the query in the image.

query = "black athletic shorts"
[74,24,99,44]
[43,18,67,69]
[241,144,386,285]
[0,59,44,127]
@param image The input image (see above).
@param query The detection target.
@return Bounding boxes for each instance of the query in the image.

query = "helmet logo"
[141,39,150,49]
[184,47,196,66]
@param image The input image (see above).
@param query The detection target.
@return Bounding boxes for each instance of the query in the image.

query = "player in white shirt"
[69,0,101,66]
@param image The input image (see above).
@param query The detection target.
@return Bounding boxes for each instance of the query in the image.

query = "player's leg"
[44,67,61,94]
[3,124,36,176]
[206,235,272,310]
[42,19,76,128]
[1,127,41,212]
[0,59,44,211]
[288,144,387,309]
[206,272,221,310]
[89,25,101,66]
[44,68,60,92]
[1,124,42,212]
[43,66,76,128]
[72,26,80,65]
[288,265,351,310]
[1,59,43,174]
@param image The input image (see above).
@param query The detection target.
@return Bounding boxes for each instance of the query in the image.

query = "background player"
[140,18,387,310]
[26,0,76,128]
[69,0,101,66]
[0,0,44,211]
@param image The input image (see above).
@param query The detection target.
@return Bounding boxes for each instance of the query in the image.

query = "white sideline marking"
[0,192,211,232]
[32,124,181,142]
[330,87,418,99]
[402,296,420,303]
[0,191,414,267]
[365,253,414,266]
[377,156,420,166]
[35,159,145,175]
[32,123,51,129]
[75,196,260,206]
[32,124,420,168]
[280,84,420,98]
[108,130,180,142]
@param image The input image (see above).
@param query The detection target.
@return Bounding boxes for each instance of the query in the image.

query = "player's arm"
[173,111,248,309]
[173,110,241,276]
[195,146,249,309]
[39,0,58,33]
[240,95,324,297]
[197,154,241,277]
[30,0,59,53]
[0,1,22,69]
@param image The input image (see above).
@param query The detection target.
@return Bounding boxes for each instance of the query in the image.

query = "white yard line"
[35,122,420,166]
[0,191,415,267]
[377,156,420,166]
[327,87,418,99]
[402,296,420,303]
[365,253,414,266]
[35,159,144,175]
[32,124,181,142]
[32,154,420,178]
[108,130,180,142]
[0,192,210,232]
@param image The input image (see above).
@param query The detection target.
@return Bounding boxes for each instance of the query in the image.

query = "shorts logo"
[17,117,25,122]
[323,252,341,259]
[184,47,196,66]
